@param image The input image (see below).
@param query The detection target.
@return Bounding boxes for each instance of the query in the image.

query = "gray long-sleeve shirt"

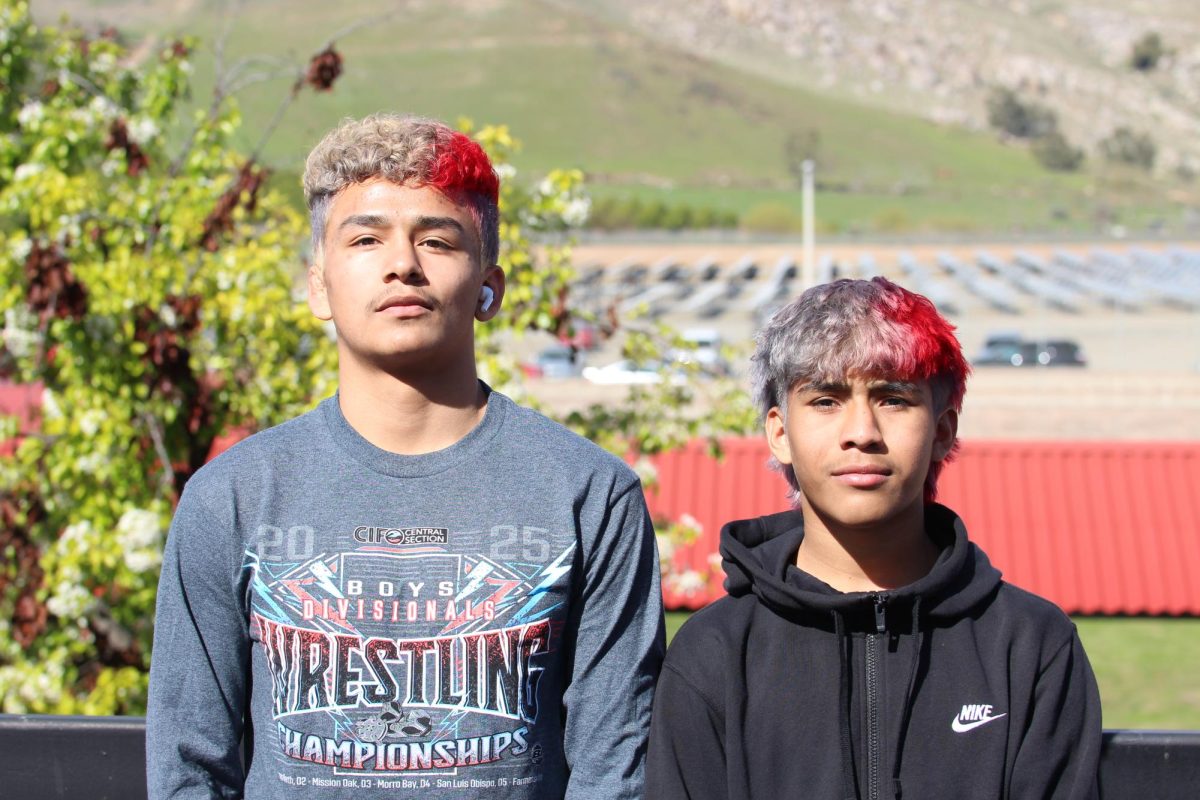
[147,389,665,799]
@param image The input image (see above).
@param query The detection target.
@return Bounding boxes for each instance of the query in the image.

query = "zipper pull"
[873,594,888,633]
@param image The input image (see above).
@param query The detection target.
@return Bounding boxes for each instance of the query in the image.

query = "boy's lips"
[375,294,432,317]
[831,464,891,488]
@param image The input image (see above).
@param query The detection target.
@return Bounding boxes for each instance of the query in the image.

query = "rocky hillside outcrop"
[571,0,1200,175]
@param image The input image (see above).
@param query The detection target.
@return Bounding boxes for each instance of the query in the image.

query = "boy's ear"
[764,406,794,467]
[474,266,505,322]
[931,407,959,463]
[307,261,332,321]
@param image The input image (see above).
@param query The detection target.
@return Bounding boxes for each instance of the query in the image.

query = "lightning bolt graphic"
[329,708,357,741]
[434,708,470,741]
[455,561,495,603]
[512,544,575,623]
[309,560,344,598]
[243,552,292,623]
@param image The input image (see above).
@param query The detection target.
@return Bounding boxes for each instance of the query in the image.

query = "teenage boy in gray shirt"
[147,114,665,799]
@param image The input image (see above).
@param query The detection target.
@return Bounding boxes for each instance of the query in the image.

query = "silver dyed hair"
[749,278,969,504]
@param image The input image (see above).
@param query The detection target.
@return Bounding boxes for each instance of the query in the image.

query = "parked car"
[974,339,1038,367]
[1035,339,1086,367]
[973,336,1086,368]
[673,328,731,376]
[582,359,680,385]
[522,344,584,379]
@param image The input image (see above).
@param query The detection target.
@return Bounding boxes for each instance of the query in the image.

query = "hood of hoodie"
[721,503,1001,624]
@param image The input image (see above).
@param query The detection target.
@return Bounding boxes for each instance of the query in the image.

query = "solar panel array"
[574,247,1200,321]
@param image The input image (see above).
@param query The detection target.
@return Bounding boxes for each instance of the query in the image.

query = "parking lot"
[518,240,1200,441]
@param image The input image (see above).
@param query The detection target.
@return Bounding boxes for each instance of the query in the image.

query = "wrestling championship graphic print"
[244,523,572,790]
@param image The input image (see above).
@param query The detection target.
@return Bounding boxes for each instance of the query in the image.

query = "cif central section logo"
[354,526,449,546]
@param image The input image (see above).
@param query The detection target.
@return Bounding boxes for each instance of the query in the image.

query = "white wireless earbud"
[479,286,495,313]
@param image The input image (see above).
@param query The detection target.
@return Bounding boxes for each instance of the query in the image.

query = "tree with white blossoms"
[0,1,754,715]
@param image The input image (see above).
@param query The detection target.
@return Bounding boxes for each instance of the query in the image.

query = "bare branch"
[213,0,245,81]
[245,9,400,163]
[139,411,178,497]
[60,70,110,101]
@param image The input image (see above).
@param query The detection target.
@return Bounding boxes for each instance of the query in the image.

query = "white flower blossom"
[117,508,163,550]
[536,176,556,197]
[17,101,44,127]
[678,513,703,534]
[124,549,162,573]
[128,116,159,143]
[46,582,94,619]
[655,533,676,562]
[68,107,93,127]
[88,95,118,121]
[12,162,44,182]
[560,195,591,227]
[8,236,33,261]
[91,51,116,75]
[2,306,38,357]
[78,410,104,437]
[632,455,658,485]
[60,521,94,546]
[667,570,708,596]
[74,452,105,473]
[494,163,516,181]
[42,388,62,420]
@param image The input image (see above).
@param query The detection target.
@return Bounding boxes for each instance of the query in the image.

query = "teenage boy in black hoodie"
[647,278,1101,800]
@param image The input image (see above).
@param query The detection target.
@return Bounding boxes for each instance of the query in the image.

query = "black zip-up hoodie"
[647,505,1101,800]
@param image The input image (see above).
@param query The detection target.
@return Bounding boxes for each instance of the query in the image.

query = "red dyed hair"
[430,131,499,205]
[751,277,971,504]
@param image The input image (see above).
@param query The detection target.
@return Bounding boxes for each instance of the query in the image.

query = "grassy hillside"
[36,0,1194,234]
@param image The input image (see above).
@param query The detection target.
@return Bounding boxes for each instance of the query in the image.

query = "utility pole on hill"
[802,159,816,288]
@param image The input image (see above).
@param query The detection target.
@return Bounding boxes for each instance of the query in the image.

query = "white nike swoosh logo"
[952,713,1007,733]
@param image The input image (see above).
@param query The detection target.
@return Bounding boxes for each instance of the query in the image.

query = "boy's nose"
[840,402,883,449]
[384,244,424,283]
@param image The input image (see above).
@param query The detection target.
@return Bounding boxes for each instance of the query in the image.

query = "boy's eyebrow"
[796,380,849,394]
[794,379,922,395]
[336,214,466,235]
[338,213,390,231]
[412,215,466,234]
[868,380,921,395]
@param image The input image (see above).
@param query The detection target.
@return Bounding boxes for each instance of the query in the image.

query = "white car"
[582,359,668,385]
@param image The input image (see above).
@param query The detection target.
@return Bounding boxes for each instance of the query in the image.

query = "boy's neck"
[337,357,487,455]
[795,500,941,593]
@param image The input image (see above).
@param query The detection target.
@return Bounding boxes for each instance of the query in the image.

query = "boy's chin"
[805,493,920,532]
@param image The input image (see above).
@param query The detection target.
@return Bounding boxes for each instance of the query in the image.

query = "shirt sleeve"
[646,662,729,800]
[561,481,666,800]
[146,488,249,800]
[1009,630,1102,800]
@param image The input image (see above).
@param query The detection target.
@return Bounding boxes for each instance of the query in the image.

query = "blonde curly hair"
[303,114,500,266]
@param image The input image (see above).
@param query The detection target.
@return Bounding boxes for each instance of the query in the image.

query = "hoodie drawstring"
[833,609,859,800]
[889,597,924,800]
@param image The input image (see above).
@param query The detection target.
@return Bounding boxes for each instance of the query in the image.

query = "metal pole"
[802,159,815,288]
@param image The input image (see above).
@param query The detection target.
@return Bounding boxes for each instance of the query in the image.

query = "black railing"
[2,714,1199,799]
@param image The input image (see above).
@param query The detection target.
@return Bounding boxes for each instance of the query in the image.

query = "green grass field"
[47,0,1192,235]
[666,612,1200,730]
